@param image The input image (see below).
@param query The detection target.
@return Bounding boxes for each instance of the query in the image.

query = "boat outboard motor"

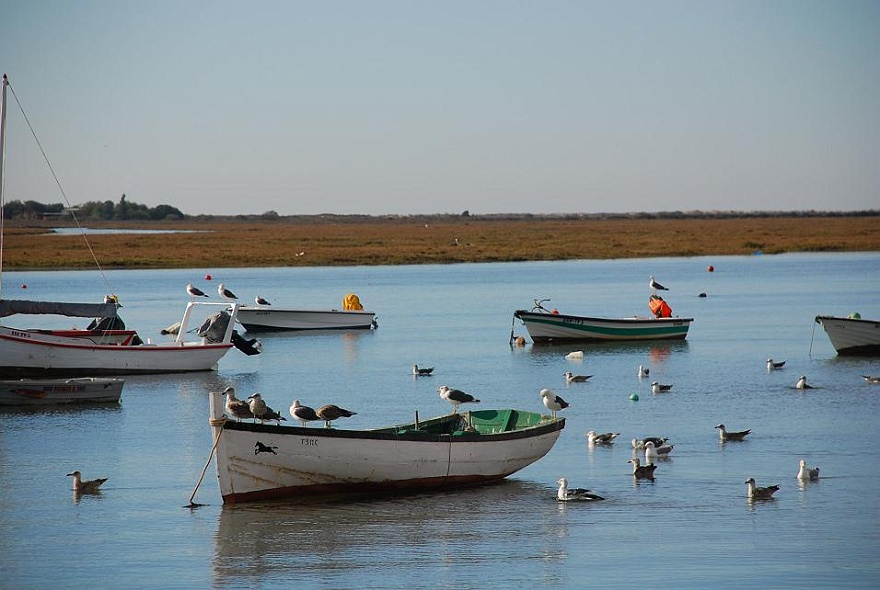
[197,311,262,355]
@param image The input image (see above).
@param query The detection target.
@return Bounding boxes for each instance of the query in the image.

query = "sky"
[0,0,878,217]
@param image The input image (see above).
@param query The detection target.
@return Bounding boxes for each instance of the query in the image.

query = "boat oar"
[185,417,226,508]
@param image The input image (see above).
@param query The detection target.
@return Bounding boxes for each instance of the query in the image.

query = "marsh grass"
[2,216,878,270]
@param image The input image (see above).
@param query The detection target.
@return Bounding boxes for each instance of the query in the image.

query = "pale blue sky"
[1,0,877,216]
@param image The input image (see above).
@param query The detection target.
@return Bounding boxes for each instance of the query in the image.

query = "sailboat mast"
[0,73,7,296]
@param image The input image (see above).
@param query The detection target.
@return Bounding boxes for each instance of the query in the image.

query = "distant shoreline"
[3,213,879,270]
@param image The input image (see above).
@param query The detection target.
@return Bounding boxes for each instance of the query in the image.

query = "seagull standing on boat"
[745,477,779,500]
[556,478,604,501]
[766,358,786,371]
[715,423,750,441]
[289,400,320,426]
[564,371,592,383]
[67,470,108,494]
[628,457,657,480]
[316,404,357,428]
[254,296,271,306]
[540,388,569,418]
[413,364,434,376]
[218,283,238,301]
[586,431,620,444]
[222,386,254,420]
[796,375,813,390]
[437,385,480,414]
[651,381,673,394]
[649,275,669,293]
[797,459,820,481]
[187,283,209,299]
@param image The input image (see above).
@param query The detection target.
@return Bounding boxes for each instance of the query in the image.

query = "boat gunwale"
[513,309,694,324]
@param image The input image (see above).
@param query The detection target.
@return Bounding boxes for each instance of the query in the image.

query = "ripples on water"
[1,253,879,588]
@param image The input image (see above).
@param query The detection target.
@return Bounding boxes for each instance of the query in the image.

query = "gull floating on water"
[289,400,320,426]
[644,441,674,462]
[649,275,669,292]
[540,388,569,419]
[638,365,650,378]
[186,283,208,298]
[766,358,786,370]
[67,470,108,494]
[222,386,254,420]
[862,375,880,384]
[254,295,271,306]
[564,371,592,383]
[218,283,238,301]
[586,431,620,444]
[437,385,480,414]
[632,436,669,449]
[316,404,357,428]
[413,364,434,376]
[745,477,779,500]
[715,423,750,442]
[651,381,673,394]
[556,478,604,502]
[628,457,657,479]
[796,375,813,390]
[797,459,820,481]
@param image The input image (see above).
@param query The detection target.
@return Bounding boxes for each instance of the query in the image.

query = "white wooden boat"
[209,391,564,503]
[815,314,880,355]
[236,307,377,332]
[514,309,693,343]
[0,377,124,406]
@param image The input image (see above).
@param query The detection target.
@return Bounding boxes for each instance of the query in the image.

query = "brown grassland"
[2,215,878,270]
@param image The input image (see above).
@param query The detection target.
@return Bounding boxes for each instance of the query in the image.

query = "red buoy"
[205,274,213,280]
[707,265,714,272]
[21,284,27,289]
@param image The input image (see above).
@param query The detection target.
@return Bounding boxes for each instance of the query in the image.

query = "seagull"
[862,375,880,384]
[649,275,669,292]
[556,478,604,502]
[628,457,657,480]
[289,400,320,426]
[638,365,650,378]
[797,459,820,481]
[218,283,238,300]
[745,477,779,500]
[644,441,674,462]
[67,470,108,494]
[715,423,750,442]
[222,386,254,420]
[651,381,673,394]
[254,295,271,306]
[795,375,813,390]
[413,364,434,376]
[316,404,357,428]
[564,371,592,383]
[246,393,268,421]
[586,431,620,444]
[766,358,786,370]
[437,385,480,414]
[540,388,569,419]
[632,436,669,449]
[186,283,209,298]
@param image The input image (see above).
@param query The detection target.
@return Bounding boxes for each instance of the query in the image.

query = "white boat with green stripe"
[514,309,693,343]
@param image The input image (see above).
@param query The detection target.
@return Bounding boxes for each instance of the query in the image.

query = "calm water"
[2,253,879,589]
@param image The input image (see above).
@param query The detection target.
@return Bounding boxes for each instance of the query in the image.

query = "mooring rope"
[186,416,227,507]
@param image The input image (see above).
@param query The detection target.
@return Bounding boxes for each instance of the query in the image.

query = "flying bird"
[437,385,480,414]
[413,364,434,376]
[254,296,271,306]
[797,459,820,481]
[745,477,779,500]
[651,381,673,394]
[67,470,108,494]
[586,431,620,444]
[289,400,320,426]
[628,457,657,480]
[316,404,357,428]
[186,283,209,298]
[796,375,813,390]
[222,386,254,420]
[766,358,786,370]
[564,371,592,383]
[556,478,604,501]
[218,283,238,300]
[715,423,751,442]
[649,275,669,292]
[540,388,569,419]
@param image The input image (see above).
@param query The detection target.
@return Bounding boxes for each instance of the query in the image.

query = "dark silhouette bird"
[437,385,480,414]
[745,477,779,500]
[715,423,751,442]
[67,470,108,494]
[316,404,357,428]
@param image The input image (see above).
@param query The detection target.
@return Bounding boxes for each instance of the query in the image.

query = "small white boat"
[0,377,124,406]
[209,390,564,503]
[815,314,880,355]
[236,307,376,332]
[514,309,692,343]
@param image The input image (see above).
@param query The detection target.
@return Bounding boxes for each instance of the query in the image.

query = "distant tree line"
[2,194,184,220]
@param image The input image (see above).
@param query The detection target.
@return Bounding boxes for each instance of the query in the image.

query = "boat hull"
[0,377,124,406]
[815,315,880,355]
[514,310,693,343]
[209,392,564,503]
[236,307,376,331]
